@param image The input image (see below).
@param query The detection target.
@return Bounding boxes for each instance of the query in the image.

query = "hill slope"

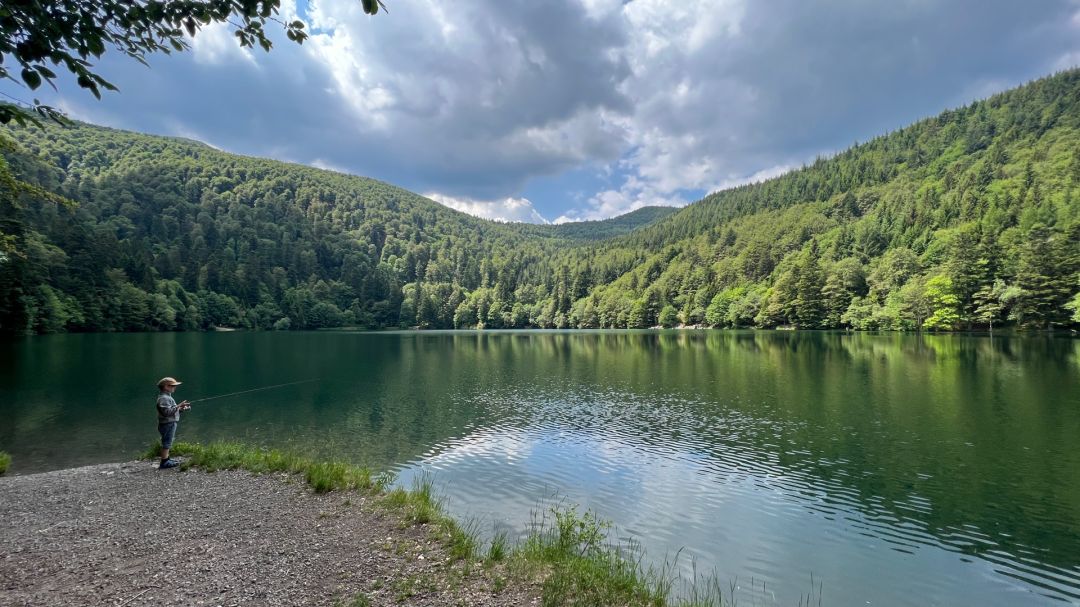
[534,206,678,241]
[0,122,575,331]
[2,70,1079,333]
[549,69,1080,331]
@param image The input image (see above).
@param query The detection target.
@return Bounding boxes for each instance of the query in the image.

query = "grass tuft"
[487,529,509,562]
[445,516,482,562]
[515,504,669,607]
[0,450,10,475]
[381,472,447,526]
[408,473,442,524]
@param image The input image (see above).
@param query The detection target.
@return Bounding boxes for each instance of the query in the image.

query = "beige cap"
[157,377,182,389]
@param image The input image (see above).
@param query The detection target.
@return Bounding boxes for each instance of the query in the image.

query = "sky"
[4,0,1080,224]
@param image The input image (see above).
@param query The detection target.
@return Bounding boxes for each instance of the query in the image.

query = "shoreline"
[0,460,536,606]
[0,442,697,606]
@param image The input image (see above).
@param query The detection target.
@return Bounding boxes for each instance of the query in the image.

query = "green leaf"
[21,68,41,89]
[88,36,105,57]
[95,76,118,92]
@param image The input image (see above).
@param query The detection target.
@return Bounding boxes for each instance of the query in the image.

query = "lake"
[1,330,1078,605]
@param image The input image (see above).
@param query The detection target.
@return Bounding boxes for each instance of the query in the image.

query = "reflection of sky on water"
[397,393,1074,607]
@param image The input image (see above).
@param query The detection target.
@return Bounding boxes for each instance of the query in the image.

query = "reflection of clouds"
[396,368,1079,606]
[396,404,824,582]
[412,424,537,465]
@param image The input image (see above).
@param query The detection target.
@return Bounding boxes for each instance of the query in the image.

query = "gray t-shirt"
[157,393,180,423]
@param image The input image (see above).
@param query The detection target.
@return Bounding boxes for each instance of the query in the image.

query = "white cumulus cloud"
[426,193,550,224]
[189,22,258,66]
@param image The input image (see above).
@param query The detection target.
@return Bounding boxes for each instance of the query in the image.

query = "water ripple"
[398,385,1080,606]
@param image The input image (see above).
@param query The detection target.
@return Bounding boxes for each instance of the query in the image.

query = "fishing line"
[189,378,320,403]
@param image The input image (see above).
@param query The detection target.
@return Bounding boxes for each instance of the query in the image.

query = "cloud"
[425,193,550,224]
[1056,52,1080,71]
[3,0,1079,223]
[712,163,799,193]
[589,0,1080,213]
[189,22,258,66]
[554,175,688,224]
[296,0,632,196]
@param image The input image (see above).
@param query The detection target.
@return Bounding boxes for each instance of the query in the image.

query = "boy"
[156,377,191,469]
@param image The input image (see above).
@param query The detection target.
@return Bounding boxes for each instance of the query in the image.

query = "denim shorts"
[158,422,177,450]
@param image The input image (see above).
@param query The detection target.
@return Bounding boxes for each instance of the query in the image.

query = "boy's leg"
[158,422,177,463]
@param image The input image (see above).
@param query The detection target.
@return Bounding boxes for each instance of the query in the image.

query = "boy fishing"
[156,377,191,469]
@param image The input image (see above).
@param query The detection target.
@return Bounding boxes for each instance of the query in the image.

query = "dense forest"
[1,70,1079,334]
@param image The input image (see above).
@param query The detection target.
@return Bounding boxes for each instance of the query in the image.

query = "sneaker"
[159,458,180,469]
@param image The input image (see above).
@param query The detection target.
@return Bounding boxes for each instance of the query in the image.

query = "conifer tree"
[1012,225,1072,329]
[795,244,825,328]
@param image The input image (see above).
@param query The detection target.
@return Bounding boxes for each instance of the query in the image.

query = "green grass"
[334,592,371,607]
[487,529,509,562]
[514,505,670,607]
[0,450,10,475]
[445,515,482,562]
[380,472,484,562]
[140,441,806,607]
[383,473,445,525]
[141,441,384,493]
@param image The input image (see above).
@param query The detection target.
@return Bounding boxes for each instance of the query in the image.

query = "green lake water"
[1,330,1078,605]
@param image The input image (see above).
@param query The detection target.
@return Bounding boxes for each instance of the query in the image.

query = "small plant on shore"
[409,473,441,522]
[385,472,445,526]
[444,516,482,562]
[676,558,733,607]
[0,450,10,475]
[516,504,669,607]
[487,529,509,562]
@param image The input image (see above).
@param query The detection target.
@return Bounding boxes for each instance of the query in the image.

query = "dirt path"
[0,462,537,606]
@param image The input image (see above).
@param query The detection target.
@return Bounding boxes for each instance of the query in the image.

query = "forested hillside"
[530,206,677,241]
[2,70,1079,334]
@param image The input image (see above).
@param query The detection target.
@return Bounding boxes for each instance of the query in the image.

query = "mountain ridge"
[1,69,1078,333]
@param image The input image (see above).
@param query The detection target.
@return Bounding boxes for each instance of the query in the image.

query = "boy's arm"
[157,396,180,417]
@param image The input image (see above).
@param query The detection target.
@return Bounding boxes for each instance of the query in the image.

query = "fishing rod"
[189,378,320,404]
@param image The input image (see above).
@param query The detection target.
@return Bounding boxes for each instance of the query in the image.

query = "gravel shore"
[0,462,537,606]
